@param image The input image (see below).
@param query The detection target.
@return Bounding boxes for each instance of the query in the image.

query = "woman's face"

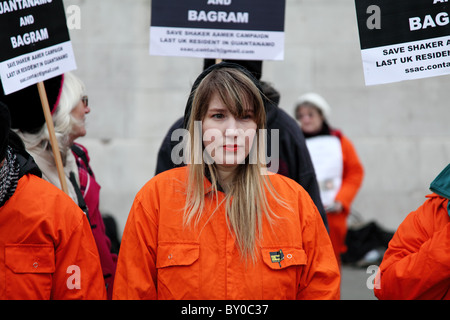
[69,96,90,142]
[296,105,324,134]
[202,93,257,167]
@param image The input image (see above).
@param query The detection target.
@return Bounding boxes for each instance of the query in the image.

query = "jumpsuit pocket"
[5,244,55,300]
[156,242,200,299]
[260,247,307,299]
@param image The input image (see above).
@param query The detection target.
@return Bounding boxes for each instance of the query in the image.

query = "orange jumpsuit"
[0,174,106,300]
[326,134,364,263]
[113,167,340,300]
[374,193,450,300]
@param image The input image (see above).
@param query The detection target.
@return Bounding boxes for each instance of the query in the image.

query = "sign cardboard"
[306,136,343,210]
[150,0,286,61]
[0,0,74,194]
[0,0,76,95]
[355,0,450,85]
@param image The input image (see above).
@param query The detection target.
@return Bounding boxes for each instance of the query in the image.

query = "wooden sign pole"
[36,81,69,195]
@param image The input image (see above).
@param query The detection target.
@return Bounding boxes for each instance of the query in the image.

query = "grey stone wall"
[64,0,450,236]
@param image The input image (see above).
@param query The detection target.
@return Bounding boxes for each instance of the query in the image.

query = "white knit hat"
[296,92,331,120]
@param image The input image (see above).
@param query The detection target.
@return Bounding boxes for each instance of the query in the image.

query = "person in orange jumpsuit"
[0,102,106,300]
[374,163,450,300]
[113,62,340,300]
[1,74,118,299]
[295,93,364,265]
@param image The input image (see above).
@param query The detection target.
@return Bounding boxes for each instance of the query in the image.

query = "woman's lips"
[223,144,239,152]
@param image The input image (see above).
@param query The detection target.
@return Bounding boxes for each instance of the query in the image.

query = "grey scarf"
[0,147,20,207]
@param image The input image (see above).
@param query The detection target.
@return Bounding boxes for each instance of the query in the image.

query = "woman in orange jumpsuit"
[374,164,450,300]
[0,102,106,300]
[113,62,340,300]
[2,73,118,299]
[295,93,364,265]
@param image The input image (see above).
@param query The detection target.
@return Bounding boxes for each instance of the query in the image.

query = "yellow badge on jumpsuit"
[270,249,284,268]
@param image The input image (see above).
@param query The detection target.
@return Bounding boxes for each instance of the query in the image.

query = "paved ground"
[340,265,378,300]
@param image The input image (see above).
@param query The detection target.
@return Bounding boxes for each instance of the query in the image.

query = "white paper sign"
[355,0,450,85]
[150,0,286,61]
[306,136,343,209]
[361,35,450,85]
[0,42,76,95]
[0,0,76,95]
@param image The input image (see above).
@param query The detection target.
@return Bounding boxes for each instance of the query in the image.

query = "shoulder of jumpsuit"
[267,171,314,204]
[137,166,189,200]
[8,173,85,223]
[429,163,450,217]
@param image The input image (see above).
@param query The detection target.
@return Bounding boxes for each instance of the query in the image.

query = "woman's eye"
[212,113,225,119]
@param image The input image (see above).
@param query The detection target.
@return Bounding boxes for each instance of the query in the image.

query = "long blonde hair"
[184,65,285,262]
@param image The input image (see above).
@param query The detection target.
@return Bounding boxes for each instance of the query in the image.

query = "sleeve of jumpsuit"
[335,135,364,214]
[374,195,450,300]
[52,208,107,300]
[113,194,158,300]
[296,195,341,300]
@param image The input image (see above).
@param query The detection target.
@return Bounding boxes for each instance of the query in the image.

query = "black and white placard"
[355,0,450,85]
[0,0,76,94]
[150,0,286,61]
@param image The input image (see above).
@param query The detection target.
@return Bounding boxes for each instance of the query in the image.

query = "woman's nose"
[225,118,239,135]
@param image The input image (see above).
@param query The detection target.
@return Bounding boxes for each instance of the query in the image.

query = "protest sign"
[0,0,75,194]
[355,0,450,85]
[306,136,343,210]
[0,0,77,95]
[150,0,286,61]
